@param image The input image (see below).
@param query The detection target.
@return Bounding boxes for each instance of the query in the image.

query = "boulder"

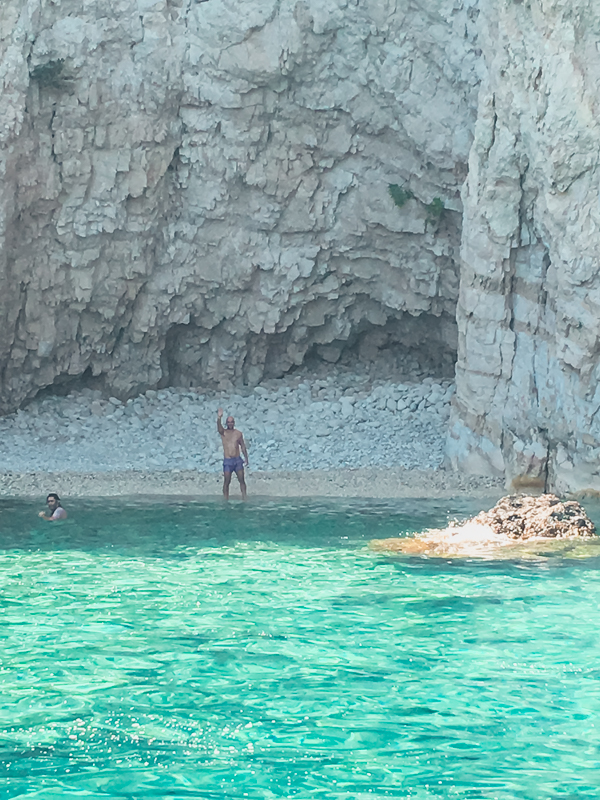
[472,494,596,540]
[370,494,596,555]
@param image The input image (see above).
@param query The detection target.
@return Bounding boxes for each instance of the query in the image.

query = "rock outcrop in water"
[2,0,600,494]
[471,495,596,541]
[370,494,596,556]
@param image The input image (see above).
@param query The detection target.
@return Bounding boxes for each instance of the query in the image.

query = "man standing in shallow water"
[217,408,249,500]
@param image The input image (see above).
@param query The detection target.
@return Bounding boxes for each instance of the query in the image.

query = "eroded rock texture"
[448,1,600,494]
[0,0,480,409]
[472,494,596,540]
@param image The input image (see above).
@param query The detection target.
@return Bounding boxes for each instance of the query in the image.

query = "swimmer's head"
[46,493,61,509]
[226,416,235,430]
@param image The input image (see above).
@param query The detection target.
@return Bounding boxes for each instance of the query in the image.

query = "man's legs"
[223,470,232,500]
[235,469,247,501]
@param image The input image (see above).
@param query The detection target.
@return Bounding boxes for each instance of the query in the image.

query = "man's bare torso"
[221,429,244,458]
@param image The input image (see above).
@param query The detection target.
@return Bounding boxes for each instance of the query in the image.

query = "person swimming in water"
[38,493,68,521]
[217,408,249,500]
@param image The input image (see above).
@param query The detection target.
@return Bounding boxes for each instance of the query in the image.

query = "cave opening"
[18,310,458,412]
[160,310,458,392]
[274,312,457,385]
[26,366,109,405]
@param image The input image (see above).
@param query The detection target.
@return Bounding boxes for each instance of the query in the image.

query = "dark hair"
[46,493,61,503]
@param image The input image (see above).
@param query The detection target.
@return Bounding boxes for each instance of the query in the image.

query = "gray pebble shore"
[0,372,454,475]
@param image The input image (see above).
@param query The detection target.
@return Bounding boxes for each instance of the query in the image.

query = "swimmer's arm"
[217,408,225,436]
[240,434,249,466]
[38,511,67,521]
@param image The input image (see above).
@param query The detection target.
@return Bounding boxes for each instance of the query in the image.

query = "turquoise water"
[1,498,600,799]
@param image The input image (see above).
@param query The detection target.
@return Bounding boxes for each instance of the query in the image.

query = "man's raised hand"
[217,408,223,418]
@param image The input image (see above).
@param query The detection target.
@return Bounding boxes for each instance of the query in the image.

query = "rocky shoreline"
[0,369,506,499]
[0,467,504,500]
[1,371,453,474]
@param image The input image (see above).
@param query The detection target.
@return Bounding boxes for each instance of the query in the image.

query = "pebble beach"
[0,367,504,499]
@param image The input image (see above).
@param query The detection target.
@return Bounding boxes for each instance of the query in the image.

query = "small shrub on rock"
[30,59,67,89]
[426,197,444,221]
[388,184,414,208]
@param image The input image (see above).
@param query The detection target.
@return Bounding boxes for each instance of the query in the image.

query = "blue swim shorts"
[223,456,244,474]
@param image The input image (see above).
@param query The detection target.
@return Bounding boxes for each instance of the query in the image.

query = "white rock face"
[4,0,600,494]
[0,0,480,411]
[448,1,600,494]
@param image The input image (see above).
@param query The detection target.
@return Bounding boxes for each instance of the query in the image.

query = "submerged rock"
[370,494,596,557]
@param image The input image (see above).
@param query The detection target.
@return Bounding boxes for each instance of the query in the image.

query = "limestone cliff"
[448,0,600,494]
[0,0,479,409]
[3,0,599,494]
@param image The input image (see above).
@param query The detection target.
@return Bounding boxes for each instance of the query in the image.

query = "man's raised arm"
[217,408,225,435]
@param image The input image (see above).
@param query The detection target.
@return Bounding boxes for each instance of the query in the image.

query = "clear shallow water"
[1,497,600,799]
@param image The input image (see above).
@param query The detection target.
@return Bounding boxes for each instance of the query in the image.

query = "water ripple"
[1,498,600,798]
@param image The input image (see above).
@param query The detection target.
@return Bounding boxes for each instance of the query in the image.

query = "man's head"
[226,416,235,430]
[46,493,61,510]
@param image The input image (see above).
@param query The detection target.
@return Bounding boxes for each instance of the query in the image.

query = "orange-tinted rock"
[369,494,596,555]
